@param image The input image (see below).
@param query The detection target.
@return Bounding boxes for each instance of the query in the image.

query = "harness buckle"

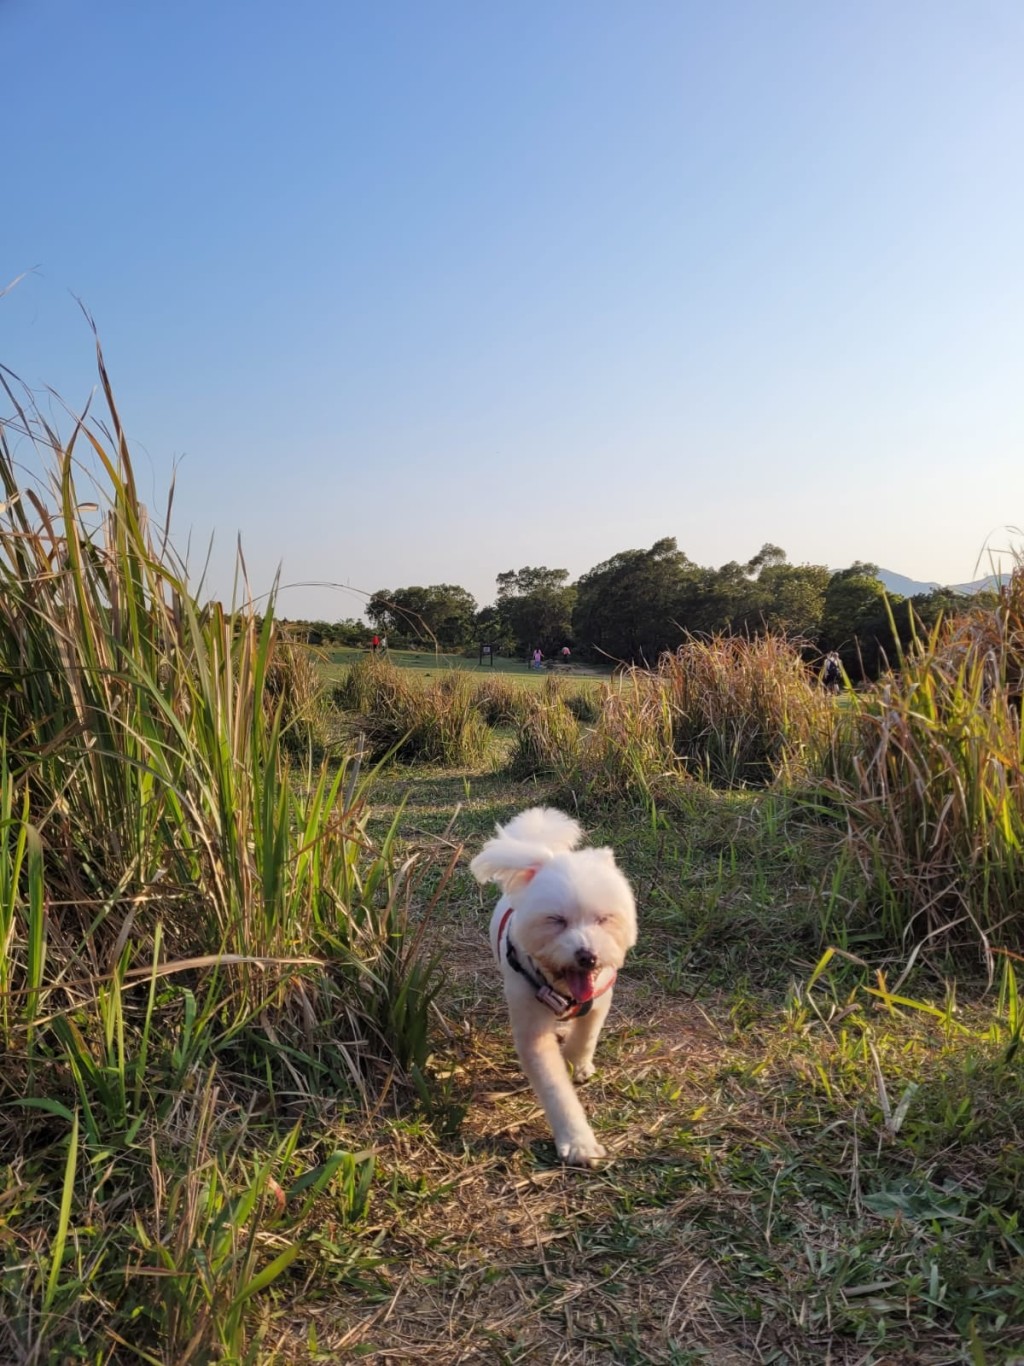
[536,983,572,1015]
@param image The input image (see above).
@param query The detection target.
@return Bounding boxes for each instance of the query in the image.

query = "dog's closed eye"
[547,914,568,927]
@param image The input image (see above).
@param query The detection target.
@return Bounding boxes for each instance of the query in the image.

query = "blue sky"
[4,0,1022,619]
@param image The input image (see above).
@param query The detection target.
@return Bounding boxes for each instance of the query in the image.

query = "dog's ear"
[470,838,552,894]
[503,867,538,895]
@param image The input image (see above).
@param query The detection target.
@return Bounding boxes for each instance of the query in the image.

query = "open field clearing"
[321,646,610,689]
[2,358,1022,1365]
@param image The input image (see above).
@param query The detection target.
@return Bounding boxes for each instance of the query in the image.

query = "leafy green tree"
[473,604,517,654]
[745,543,788,575]
[367,584,477,647]
[818,563,909,678]
[680,559,759,635]
[332,617,372,646]
[820,563,893,650]
[494,566,576,656]
[757,562,830,638]
[916,587,990,619]
[573,537,695,662]
[674,546,809,637]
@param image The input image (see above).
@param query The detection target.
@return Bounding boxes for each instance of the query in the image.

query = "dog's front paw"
[557,1136,607,1167]
[569,1059,595,1082]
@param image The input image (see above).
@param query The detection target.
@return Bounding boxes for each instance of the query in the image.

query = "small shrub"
[507,695,582,780]
[554,636,829,801]
[335,652,407,717]
[409,672,490,766]
[474,674,526,727]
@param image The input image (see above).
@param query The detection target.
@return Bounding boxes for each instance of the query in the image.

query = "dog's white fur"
[470,807,637,1166]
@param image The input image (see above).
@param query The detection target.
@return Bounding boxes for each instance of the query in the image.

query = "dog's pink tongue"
[565,968,597,1002]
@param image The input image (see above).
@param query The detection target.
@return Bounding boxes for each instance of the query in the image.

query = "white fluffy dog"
[470,807,637,1166]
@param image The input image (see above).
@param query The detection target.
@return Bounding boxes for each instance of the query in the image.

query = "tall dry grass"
[545,635,828,806]
[825,574,1024,957]
[506,692,583,780]
[474,673,529,726]
[0,351,442,1360]
[265,634,334,756]
[567,676,682,803]
[339,652,490,764]
[654,634,834,786]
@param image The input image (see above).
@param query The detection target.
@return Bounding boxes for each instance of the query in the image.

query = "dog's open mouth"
[563,968,597,1002]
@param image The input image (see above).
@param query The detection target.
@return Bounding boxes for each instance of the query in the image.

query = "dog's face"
[501,849,636,1002]
[471,807,637,1004]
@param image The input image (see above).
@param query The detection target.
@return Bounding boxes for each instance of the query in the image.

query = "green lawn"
[322,644,610,689]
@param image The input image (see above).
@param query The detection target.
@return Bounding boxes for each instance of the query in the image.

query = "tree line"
[286,538,994,679]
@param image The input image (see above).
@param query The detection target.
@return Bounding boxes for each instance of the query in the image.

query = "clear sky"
[4,0,1022,619]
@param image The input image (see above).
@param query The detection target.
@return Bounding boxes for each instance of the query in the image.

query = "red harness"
[497,905,617,1020]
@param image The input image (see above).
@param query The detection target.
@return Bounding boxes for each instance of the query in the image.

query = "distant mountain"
[877,569,1009,598]
[877,570,938,598]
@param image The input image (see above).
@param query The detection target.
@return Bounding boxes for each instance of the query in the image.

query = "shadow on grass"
[354,978,1024,1365]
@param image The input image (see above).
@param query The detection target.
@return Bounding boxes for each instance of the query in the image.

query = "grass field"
[322,645,609,688]
[267,762,1024,1365]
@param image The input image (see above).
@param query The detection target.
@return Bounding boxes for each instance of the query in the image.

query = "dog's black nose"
[575,947,597,970]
